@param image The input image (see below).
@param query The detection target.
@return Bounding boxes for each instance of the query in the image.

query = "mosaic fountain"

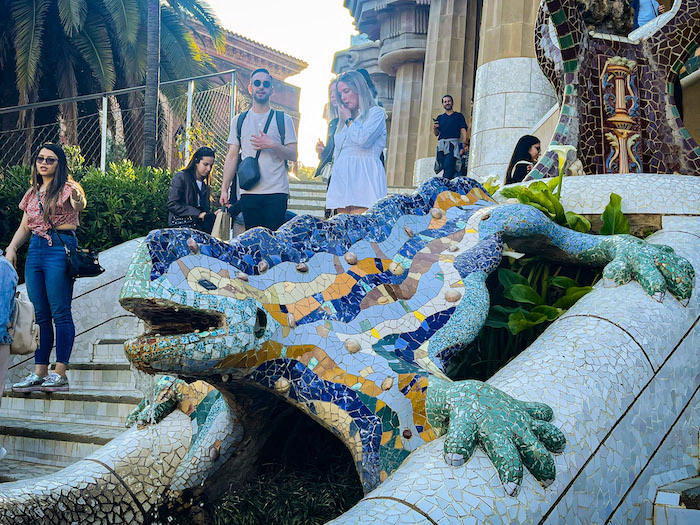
[0,1,698,524]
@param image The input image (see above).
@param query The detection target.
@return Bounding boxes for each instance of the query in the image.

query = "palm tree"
[0,0,225,164]
[143,0,160,167]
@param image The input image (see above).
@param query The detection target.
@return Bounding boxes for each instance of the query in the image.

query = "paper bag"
[211,209,231,241]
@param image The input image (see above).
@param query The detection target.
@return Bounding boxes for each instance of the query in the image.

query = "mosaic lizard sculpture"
[119,176,694,502]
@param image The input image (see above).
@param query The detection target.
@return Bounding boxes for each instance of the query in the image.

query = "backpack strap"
[275,110,286,145]
[236,110,249,146]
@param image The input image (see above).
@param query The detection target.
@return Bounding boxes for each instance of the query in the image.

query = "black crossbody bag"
[237,110,275,190]
[38,194,105,279]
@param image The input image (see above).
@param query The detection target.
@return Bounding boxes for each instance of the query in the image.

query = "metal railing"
[0,69,236,184]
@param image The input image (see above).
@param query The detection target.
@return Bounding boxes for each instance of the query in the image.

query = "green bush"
[79,160,171,250]
[0,165,33,277]
[0,160,171,281]
[447,257,601,382]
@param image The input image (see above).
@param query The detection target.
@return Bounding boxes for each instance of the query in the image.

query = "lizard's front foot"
[592,235,694,305]
[427,378,566,496]
[125,376,183,428]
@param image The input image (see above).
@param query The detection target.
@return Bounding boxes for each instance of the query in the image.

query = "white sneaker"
[0,447,7,461]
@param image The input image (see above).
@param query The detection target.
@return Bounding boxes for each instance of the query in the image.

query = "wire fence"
[0,70,236,187]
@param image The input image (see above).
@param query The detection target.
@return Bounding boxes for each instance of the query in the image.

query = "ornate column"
[467,0,557,182]
[375,3,430,186]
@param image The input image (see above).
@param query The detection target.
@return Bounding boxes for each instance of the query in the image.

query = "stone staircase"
[0,339,141,482]
[0,239,144,485]
[287,180,415,218]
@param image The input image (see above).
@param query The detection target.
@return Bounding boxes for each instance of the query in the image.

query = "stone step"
[654,476,700,524]
[69,339,130,364]
[288,205,325,218]
[0,458,63,483]
[0,389,141,428]
[0,418,123,468]
[62,363,136,391]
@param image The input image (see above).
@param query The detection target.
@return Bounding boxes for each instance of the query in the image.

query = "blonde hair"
[334,71,384,133]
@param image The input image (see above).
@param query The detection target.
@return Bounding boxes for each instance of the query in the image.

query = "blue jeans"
[24,231,77,365]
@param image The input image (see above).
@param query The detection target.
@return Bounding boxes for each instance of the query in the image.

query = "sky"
[206,0,358,166]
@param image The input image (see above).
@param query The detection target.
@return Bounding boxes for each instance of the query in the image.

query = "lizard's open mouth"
[121,298,226,337]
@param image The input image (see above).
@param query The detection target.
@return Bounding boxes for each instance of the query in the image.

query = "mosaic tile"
[531,0,700,179]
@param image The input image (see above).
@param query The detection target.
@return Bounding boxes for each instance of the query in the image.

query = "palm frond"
[103,0,139,46]
[167,0,225,52]
[71,11,116,90]
[56,0,87,36]
[160,7,211,81]
[120,28,147,87]
[10,0,51,101]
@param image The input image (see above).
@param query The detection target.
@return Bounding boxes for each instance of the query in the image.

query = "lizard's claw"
[428,379,566,496]
[598,236,694,303]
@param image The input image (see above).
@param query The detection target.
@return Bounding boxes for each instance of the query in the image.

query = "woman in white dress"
[326,70,388,215]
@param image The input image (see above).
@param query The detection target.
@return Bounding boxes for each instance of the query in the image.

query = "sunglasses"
[36,156,58,165]
[252,80,271,88]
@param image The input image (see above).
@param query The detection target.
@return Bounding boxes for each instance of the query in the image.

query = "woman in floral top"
[5,143,86,392]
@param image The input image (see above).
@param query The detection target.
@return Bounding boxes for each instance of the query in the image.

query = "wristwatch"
[345,118,354,126]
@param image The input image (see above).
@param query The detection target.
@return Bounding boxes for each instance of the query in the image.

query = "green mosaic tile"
[559,33,575,50]
[563,59,578,73]
[550,8,566,25]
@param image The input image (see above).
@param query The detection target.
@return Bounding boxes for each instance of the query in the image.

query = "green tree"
[0,0,225,157]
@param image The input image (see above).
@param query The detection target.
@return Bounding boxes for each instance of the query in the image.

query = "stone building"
[335,0,699,185]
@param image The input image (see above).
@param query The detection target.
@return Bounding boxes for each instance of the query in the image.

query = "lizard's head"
[119,228,277,377]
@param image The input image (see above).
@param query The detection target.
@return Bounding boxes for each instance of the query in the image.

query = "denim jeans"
[24,231,76,365]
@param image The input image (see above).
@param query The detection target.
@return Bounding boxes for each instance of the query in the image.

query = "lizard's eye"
[198,278,217,291]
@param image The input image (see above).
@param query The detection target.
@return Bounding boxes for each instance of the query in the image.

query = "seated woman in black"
[505,135,541,185]
[167,146,216,232]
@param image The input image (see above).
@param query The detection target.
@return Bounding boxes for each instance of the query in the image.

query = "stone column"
[467,0,557,182]
[375,4,429,186]
[386,61,424,186]
[414,0,482,185]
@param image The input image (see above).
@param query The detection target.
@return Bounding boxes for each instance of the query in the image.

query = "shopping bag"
[211,209,231,241]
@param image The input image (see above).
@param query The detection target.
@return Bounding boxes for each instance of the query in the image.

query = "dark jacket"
[167,170,211,226]
[314,117,339,179]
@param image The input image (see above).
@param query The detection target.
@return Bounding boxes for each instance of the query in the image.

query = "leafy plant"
[63,144,86,179]
[481,175,501,196]
[499,178,591,233]
[78,160,171,250]
[446,257,601,382]
[175,123,216,164]
[600,193,630,235]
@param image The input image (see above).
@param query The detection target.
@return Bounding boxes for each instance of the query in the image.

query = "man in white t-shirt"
[220,68,298,231]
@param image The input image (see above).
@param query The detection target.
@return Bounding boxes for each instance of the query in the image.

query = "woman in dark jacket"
[168,146,216,232]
